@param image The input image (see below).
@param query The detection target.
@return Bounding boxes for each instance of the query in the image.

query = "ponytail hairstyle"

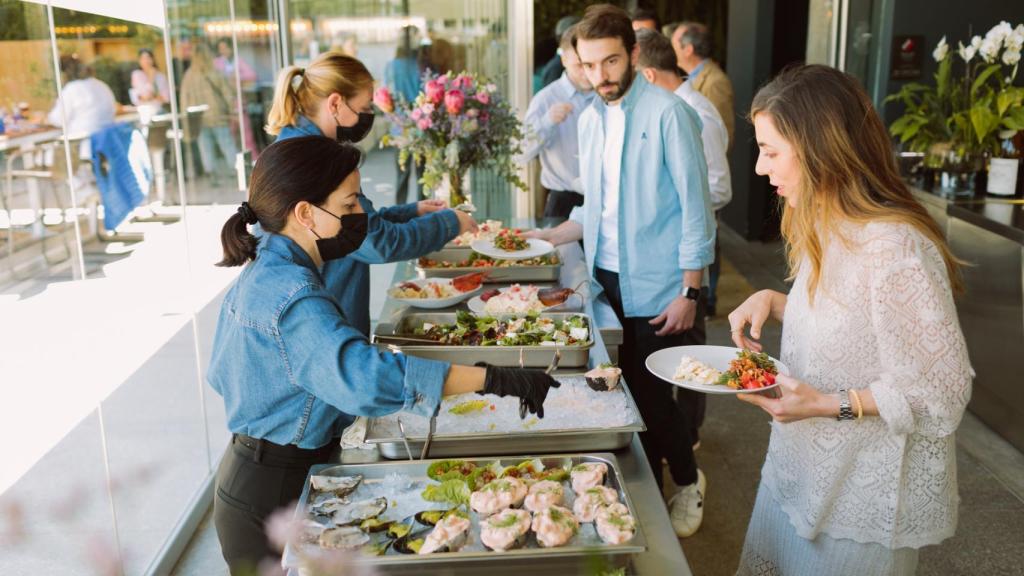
[264,51,374,135]
[217,136,363,267]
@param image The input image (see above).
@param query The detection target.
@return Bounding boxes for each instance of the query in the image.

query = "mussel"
[480,508,531,552]
[358,517,394,533]
[417,513,471,555]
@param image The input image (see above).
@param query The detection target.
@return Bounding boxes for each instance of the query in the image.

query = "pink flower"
[453,74,473,90]
[417,117,433,130]
[444,89,465,115]
[475,91,490,105]
[425,79,445,104]
[372,87,393,113]
[410,108,423,120]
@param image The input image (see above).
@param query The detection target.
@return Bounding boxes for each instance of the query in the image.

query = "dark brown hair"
[635,28,677,73]
[217,136,362,267]
[572,4,636,55]
[750,64,963,299]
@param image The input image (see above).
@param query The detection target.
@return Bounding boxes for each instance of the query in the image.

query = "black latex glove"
[477,364,561,419]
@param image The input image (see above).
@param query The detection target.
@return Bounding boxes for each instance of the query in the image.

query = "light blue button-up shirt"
[208,233,447,449]
[570,75,715,318]
[276,116,459,335]
[520,74,595,193]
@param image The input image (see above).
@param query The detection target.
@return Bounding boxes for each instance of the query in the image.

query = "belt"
[232,434,334,464]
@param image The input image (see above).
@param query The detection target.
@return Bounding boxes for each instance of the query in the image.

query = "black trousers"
[214,435,334,575]
[542,190,584,219]
[596,268,702,490]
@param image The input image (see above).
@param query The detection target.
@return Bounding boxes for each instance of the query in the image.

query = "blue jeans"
[198,125,238,176]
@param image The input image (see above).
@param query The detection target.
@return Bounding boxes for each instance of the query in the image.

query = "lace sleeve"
[867,245,972,437]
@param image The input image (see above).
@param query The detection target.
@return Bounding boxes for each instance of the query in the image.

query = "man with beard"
[525,3,715,538]
[521,24,595,219]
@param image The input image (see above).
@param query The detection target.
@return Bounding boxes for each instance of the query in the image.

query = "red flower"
[444,89,465,115]
[425,79,445,104]
[372,87,393,113]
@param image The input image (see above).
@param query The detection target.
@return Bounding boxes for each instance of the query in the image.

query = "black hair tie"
[237,201,258,225]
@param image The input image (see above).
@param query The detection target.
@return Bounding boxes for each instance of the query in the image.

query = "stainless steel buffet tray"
[282,453,646,572]
[366,376,645,459]
[372,312,593,368]
[416,248,561,283]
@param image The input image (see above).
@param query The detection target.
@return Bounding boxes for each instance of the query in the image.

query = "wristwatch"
[681,286,701,301]
[836,389,855,421]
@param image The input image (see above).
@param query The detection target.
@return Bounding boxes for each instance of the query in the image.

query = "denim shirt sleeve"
[350,194,459,264]
[277,286,446,418]
[378,201,420,223]
[662,104,716,270]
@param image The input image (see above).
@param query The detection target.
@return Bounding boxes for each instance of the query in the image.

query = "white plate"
[466,286,583,317]
[389,278,482,309]
[645,345,787,395]
[470,237,555,261]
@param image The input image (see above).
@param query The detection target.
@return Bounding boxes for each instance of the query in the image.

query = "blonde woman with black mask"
[265,51,477,336]
[730,65,972,575]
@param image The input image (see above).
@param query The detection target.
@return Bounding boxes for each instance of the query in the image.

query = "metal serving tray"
[282,453,646,573]
[365,376,645,459]
[416,247,562,283]
[372,312,593,368]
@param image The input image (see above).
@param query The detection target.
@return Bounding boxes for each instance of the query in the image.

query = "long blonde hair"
[750,64,963,301]
[265,51,373,135]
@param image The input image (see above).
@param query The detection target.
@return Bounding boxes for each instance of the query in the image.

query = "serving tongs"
[374,334,443,347]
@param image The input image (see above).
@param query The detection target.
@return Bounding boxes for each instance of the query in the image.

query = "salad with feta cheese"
[410,310,590,346]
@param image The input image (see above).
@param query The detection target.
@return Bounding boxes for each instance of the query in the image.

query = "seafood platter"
[416,247,562,283]
[372,311,594,367]
[365,373,643,458]
[467,283,585,316]
[282,454,645,571]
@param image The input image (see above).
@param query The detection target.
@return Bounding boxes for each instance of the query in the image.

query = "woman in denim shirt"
[265,51,478,337]
[208,137,557,573]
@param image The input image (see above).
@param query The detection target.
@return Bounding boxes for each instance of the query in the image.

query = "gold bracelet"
[849,389,863,420]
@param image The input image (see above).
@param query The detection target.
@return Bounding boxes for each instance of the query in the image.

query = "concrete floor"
[171,224,1024,576]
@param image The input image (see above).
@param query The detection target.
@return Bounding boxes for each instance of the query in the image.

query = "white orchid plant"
[889,21,1024,159]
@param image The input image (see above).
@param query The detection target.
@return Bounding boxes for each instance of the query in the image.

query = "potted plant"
[888,22,1024,196]
[374,71,526,207]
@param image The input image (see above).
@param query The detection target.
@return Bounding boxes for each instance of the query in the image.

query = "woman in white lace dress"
[729,65,972,575]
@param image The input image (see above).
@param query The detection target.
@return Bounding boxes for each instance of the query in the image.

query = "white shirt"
[47,78,117,159]
[596,104,626,272]
[673,82,731,211]
[520,74,595,192]
[767,221,972,548]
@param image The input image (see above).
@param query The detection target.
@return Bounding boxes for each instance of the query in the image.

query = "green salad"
[412,310,590,346]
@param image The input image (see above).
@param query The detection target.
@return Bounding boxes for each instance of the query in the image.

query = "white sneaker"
[668,469,706,538]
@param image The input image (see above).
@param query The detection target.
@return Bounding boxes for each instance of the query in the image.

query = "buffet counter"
[287,240,689,575]
[909,187,1024,452]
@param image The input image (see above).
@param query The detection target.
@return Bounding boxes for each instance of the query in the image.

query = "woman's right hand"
[453,209,478,236]
[727,289,786,352]
[480,365,561,418]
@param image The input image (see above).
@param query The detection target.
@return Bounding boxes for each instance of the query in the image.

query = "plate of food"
[645,345,787,394]
[471,230,554,261]
[388,274,486,309]
[466,284,584,317]
[447,219,505,248]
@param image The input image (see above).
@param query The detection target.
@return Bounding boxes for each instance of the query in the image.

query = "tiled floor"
[171,224,1024,576]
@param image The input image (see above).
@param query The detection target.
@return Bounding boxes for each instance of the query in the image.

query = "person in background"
[180,43,239,183]
[631,7,660,32]
[670,20,734,318]
[730,64,971,576]
[214,39,258,157]
[525,4,715,538]
[521,24,594,219]
[670,21,734,145]
[130,48,170,110]
[385,25,423,205]
[635,28,731,449]
[265,51,476,337]
[538,15,581,91]
[208,136,558,574]
[48,55,117,160]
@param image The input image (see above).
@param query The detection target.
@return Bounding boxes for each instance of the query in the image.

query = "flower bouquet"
[374,71,526,207]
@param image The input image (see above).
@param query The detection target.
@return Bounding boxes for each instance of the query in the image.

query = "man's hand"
[521,228,552,241]
[649,295,697,336]
[548,103,573,125]
[417,199,448,216]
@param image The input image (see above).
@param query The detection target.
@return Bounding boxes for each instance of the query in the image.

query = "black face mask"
[335,100,374,143]
[311,205,368,261]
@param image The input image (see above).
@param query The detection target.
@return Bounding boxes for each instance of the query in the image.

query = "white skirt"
[736,484,920,576]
